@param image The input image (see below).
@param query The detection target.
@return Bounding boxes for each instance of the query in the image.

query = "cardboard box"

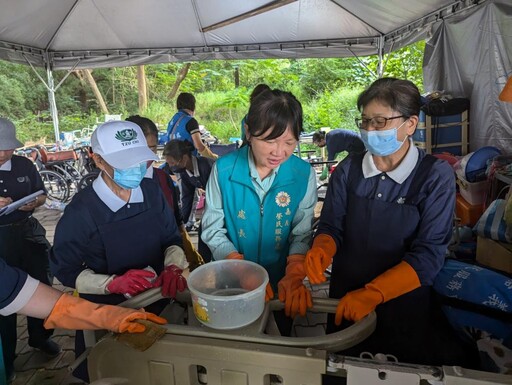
[455,193,484,226]
[476,236,512,274]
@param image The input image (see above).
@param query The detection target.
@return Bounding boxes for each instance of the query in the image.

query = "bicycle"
[16,147,71,202]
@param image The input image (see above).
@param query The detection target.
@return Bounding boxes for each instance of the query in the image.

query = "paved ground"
[12,203,328,384]
[12,206,81,385]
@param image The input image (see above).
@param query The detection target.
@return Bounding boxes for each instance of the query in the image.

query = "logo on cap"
[115,129,138,142]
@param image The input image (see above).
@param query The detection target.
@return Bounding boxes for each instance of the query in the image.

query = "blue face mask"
[359,121,407,156]
[112,162,148,189]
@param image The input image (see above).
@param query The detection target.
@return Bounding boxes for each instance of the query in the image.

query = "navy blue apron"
[75,207,168,382]
[326,154,453,365]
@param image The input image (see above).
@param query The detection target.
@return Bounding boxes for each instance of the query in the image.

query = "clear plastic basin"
[187,259,269,330]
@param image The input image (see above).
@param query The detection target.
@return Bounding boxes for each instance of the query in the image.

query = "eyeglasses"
[355,115,406,130]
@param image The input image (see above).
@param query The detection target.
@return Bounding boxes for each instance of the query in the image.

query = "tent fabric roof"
[0,0,481,70]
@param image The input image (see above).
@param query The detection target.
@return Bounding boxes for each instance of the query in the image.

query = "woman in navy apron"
[305,78,477,368]
[50,121,187,381]
[0,118,61,382]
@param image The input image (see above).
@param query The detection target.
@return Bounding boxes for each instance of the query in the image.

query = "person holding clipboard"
[0,118,61,383]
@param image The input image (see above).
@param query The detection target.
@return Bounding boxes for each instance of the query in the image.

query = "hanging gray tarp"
[0,0,478,70]
[423,0,512,152]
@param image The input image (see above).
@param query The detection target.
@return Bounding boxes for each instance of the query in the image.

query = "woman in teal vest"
[201,89,318,335]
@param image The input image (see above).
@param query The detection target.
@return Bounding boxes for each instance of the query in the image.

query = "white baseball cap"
[91,120,158,169]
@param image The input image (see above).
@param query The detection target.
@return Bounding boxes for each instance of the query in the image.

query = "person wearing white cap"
[0,117,62,381]
[49,120,187,381]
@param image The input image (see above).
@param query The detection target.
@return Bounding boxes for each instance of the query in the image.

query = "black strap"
[436,293,512,323]
[405,154,438,203]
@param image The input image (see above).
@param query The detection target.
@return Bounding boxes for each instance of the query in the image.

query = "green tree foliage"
[0,41,425,144]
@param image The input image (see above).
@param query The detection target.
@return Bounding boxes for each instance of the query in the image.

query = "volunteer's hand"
[0,196,13,208]
[265,283,274,302]
[44,293,167,333]
[19,196,41,211]
[226,251,244,260]
[117,310,167,333]
[106,269,156,297]
[278,255,313,317]
[335,287,382,325]
[305,234,336,285]
[335,261,420,325]
[154,265,187,298]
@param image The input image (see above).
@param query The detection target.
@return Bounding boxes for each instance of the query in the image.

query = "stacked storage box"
[413,110,469,155]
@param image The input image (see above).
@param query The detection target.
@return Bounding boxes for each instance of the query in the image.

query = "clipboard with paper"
[0,190,44,216]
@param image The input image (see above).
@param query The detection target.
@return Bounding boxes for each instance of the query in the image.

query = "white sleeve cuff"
[75,268,114,294]
[0,275,39,316]
[164,245,188,269]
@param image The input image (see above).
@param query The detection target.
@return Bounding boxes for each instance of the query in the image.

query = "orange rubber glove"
[107,269,156,297]
[44,293,167,333]
[153,265,187,298]
[226,252,273,301]
[226,251,244,260]
[265,283,274,302]
[335,261,421,325]
[278,254,313,318]
[305,234,336,284]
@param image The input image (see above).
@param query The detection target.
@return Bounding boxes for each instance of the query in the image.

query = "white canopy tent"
[0,0,505,146]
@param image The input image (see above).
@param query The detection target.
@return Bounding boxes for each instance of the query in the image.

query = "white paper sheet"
[0,190,44,216]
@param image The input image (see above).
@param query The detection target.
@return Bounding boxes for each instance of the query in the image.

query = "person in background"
[163,139,215,262]
[305,78,476,371]
[126,115,204,271]
[201,89,317,335]
[166,92,217,159]
[240,84,271,145]
[0,118,61,383]
[50,120,187,381]
[0,258,166,383]
[312,128,366,161]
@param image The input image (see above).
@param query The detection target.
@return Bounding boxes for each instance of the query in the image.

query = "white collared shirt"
[92,172,144,212]
[185,156,200,178]
[0,159,12,171]
[361,139,419,184]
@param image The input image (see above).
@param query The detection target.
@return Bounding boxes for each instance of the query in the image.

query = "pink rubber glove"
[107,269,156,297]
[154,265,187,298]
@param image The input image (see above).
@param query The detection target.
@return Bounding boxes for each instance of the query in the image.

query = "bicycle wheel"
[78,170,100,191]
[39,170,70,202]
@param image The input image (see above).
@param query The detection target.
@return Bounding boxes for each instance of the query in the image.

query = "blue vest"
[216,146,311,286]
[166,110,196,154]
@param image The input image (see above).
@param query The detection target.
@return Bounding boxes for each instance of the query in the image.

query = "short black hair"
[250,84,271,103]
[312,131,326,144]
[177,93,196,111]
[163,139,195,159]
[246,89,303,141]
[125,115,158,138]
[357,78,421,117]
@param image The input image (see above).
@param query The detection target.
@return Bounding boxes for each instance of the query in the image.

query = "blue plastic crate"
[418,111,466,124]
[413,110,469,156]
[413,124,463,144]
[415,143,466,156]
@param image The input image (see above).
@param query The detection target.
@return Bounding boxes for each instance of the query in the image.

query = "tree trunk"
[137,65,148,112]
[234,66,240,88]
[82,69,109,114]
[168,63,191,99]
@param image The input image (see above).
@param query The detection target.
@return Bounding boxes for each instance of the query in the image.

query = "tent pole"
[377,35,384,78]
[46,67,61,147]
